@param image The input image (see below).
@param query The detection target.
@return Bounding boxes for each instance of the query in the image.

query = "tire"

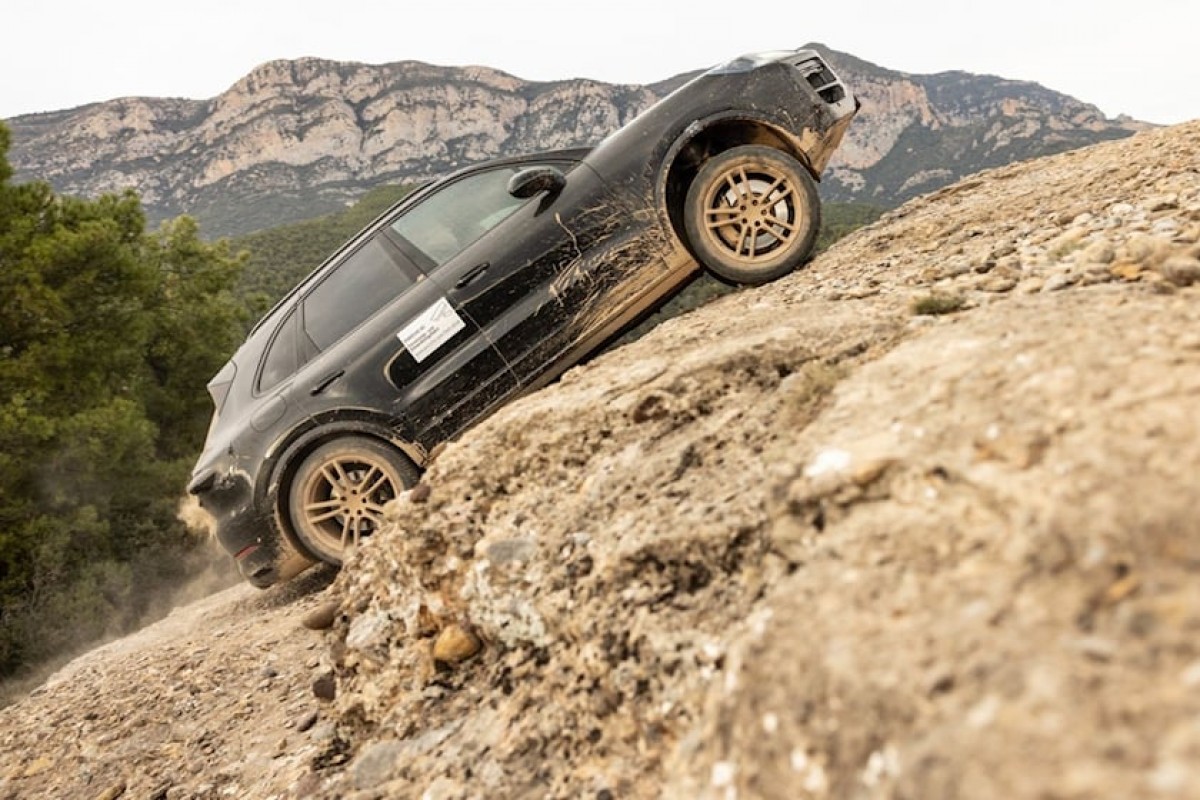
[683,145,821,285]
[286,436,420,565]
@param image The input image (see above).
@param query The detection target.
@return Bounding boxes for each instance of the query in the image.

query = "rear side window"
[303,236,415,351]
[257,308,298,393]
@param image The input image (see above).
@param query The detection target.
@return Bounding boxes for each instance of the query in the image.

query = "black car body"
[189,49,858,587]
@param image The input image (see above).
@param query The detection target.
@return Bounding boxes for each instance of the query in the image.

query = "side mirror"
[508,166,567,199]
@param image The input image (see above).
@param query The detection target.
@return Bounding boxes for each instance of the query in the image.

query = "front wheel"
[287,436,420,565]
[683,145,821,285]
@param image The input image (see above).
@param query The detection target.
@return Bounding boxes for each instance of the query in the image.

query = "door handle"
[310,370,345,396]
[454,262,490,289]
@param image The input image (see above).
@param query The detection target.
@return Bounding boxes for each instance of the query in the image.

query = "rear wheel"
[287,436,419,565]
[683,145,820,285]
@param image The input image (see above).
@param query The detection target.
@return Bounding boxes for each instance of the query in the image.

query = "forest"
[0,118,882,692]
[0,122,247,688]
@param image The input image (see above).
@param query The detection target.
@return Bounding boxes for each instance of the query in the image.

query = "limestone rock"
[432,624,483,664]
[5,49,1149,237]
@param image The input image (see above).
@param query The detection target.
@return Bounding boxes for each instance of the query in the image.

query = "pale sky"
[2,0,1198,126]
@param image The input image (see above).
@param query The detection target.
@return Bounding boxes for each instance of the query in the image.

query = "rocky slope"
[1,121,1198,800]
[4,45,1147,236]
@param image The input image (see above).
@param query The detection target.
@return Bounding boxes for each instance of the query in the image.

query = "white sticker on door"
[397,297,466,363]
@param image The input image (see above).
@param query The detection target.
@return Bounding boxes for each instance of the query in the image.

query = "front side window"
[388,166,530,266]
[303,236,414,351]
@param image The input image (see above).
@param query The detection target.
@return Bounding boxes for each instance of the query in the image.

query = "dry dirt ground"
[2,121,1198,800]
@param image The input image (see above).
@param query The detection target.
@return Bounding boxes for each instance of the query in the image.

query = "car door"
[287,229,516,448]
[382,156,588,377]
[387,155,673,389]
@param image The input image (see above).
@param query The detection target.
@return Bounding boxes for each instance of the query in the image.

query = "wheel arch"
[657,114,818,255]
[261,411,426,555]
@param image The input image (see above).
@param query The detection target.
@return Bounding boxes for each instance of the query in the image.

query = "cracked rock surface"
[2,121,1198,800]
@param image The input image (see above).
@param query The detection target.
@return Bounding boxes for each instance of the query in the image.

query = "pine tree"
[0,122,245,677]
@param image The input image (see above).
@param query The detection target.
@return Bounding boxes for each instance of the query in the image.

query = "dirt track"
[2,121,1198,800]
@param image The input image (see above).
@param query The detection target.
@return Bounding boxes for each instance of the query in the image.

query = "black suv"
[189,49,858,586]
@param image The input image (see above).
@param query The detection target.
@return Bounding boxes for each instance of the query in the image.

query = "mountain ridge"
[5,44,1149,237]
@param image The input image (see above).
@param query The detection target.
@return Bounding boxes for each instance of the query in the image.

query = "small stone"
[1149,760,1191,794]
[1153,218,1180,236]
[1102,574,1141,606]
[1126,234,1172,267]
[94,784,127,800]
[973,430,1049,469]
[967,695,1000,728]
[312,672,336,702]
[1073,636,1117,662]
[1156,256,1200,287]
[1080,240,1115,264]
[291,774,321,797]
[482,537,537,565]
[978,276,1017,293]
[940,259,971,278]
[345,610,395,657]
[1081,262,1116,284]
[1052,226,1087,249]
[295,709,319,732]
[631,391,673,422]
[352,740,405,790]
[850,457,895,488]
[1180,660,1200,687]
[301,601,340,631]
[422,776,466,800]
[433,624,483,664]
[591,687,622,717]
[1147,277,1179,295]
[1144,194,1179,212]
[1041,273,1078,292]
[309,722,338,744]
[711,761,737,788]
[926,670,956,696]
[1053,206,1088,225]
[993,255,1021,274]
[408,483,431,504]
[1110,262,1143,281]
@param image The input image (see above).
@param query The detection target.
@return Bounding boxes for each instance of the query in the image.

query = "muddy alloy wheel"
[287,436,419,565]
[683,144,821,285]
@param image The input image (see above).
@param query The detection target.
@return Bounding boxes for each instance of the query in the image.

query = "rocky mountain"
[2,119,1198,799]
[5,45,1148,238]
